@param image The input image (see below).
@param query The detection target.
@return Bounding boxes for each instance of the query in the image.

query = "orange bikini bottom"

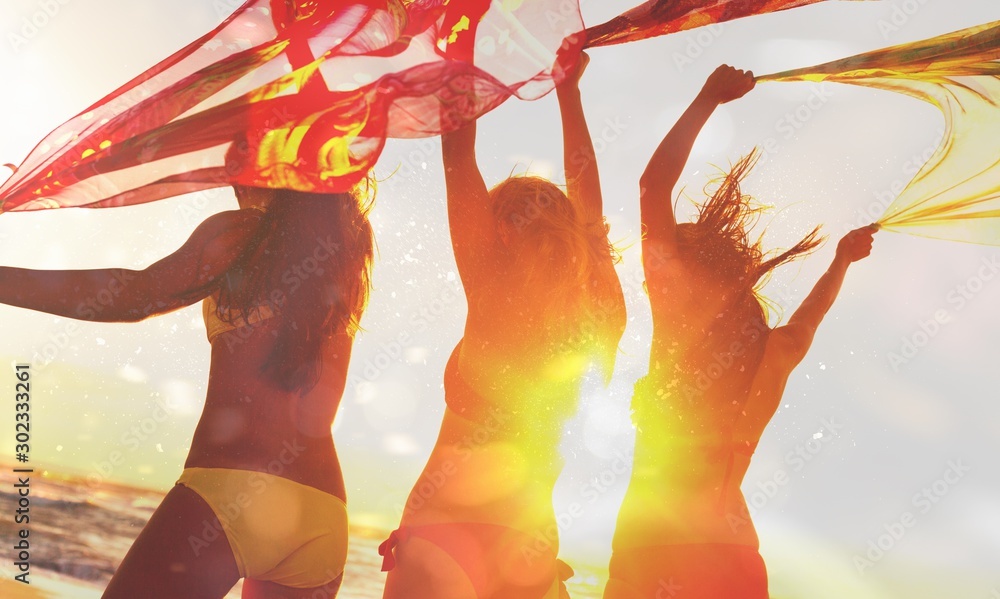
[380,523,574,599]
[606,543,767,599]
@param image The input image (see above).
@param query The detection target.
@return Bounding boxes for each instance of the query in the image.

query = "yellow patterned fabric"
[758,21,1000,245]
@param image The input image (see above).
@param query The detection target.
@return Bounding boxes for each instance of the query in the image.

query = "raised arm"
[640,65,755,257]
[0,209,263,322]
[442,122,500,290]
[557,52,603,226]
[772,225,877,364]
[735,225,876,442]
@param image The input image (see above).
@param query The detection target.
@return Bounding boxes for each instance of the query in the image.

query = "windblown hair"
[678,150,823,324]
[674,150,823,404]
[216,182,376,394]
[489,175,625,380]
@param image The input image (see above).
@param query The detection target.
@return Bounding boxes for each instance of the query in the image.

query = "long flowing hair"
[489,175,625,381]
[216,182,376,394]
[674,150,823,406]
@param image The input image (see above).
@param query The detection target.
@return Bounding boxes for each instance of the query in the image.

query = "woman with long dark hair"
[605,65,876,598]
[0,183,375,599]
[379,53,627,599]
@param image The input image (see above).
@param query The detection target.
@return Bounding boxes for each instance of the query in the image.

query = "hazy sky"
[1,1,999,597]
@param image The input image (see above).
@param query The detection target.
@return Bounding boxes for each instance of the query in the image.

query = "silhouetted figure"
[380,53,626,599]
[0,184,375,599]
[605,65,876,599]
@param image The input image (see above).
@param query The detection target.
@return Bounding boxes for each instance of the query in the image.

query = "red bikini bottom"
[606,543,767,599]
[380,523,573,599]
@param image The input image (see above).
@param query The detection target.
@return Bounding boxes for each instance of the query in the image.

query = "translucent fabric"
[0,0,584,211]
[584,0,844,48]
[758,21,1000,245]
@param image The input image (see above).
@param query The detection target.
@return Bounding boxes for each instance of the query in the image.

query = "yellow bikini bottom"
[177,467,348,588]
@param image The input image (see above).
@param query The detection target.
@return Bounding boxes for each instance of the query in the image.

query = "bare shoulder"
[189,208,265,251]
[761,325,811,372]
[148,208,266,276]
[194,208,265,236]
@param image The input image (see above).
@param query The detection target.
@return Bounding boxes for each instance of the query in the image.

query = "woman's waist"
[612,497,759,550]
[401,442,562,523]
[205,341,349,410]
[616,478,755,529]
[444,345,578,424]
[627,443,754,497]
[398,488,559,535]
[608,539,763,576]
[438,406,566,459]
[612,527,761,553]
[619,473,741,501]
[628,449,735,485]
[632,364,752,405]
[444,386,576,431]
[199,379,340,433]
[186,432,344,498]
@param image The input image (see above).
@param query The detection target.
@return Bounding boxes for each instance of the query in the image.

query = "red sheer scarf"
[1,0,863,212]
[0,0,583,211]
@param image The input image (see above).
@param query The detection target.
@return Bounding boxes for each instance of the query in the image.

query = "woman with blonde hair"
[380,53,626,599]
[0,181,375,599]
[605,65,876,598]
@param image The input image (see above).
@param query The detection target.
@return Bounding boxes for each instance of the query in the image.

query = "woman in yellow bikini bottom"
[0,185,376,598]
[176,468,349,588]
